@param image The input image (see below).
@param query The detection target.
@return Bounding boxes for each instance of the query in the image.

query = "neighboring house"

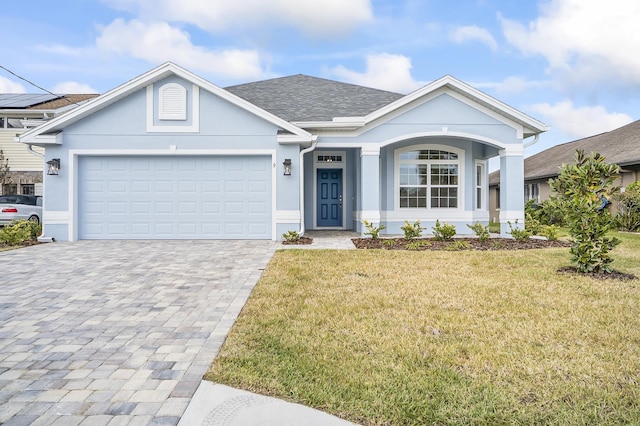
[489,119,640,222]
[0,93,98,195]
[19,62,547,241]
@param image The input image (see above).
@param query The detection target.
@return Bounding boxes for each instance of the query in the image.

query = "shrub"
[362,220,386,240]
[0,220,41,245]
[282,230,300,242]
[382,239,396,248]
[444,241,471,251]
[467,222,489,242]
[540,225,560,241]
[549,150,620,273]
[525,212,542,235]
[400,220,424,240]
[406,240,430,251]
[534,197,567,226]
[432,220,456,241]
[507,220,532,242]
[614,185,640,232]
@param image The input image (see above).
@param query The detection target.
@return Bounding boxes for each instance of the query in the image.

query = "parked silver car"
[0,195,42,225]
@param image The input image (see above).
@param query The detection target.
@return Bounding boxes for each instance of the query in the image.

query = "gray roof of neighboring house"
[490,119,640,185]
[0,93,60,108]
[0,94,99,110]
[225,74,404,122]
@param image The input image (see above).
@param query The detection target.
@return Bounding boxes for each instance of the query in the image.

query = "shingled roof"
[28,94,98,110]
[490,119,640,185]
[225,74,404,122]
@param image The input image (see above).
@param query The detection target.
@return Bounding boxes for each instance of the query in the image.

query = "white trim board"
[66,149,277,241]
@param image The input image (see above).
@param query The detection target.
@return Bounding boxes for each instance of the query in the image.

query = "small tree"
[549,150,620,273]
[0,150,10,194]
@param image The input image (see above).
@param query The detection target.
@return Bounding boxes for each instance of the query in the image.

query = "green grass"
[206,233,640,425]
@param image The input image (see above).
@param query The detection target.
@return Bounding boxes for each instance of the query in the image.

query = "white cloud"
[329,53,424,93]
[450,26,497,51]
[530,100,633,139]
[102,0,373,38]
[473,76,550,95]
[53,81,98,94]
[0,76,26,93]
[500,0,640,85]
[96,19,264,80]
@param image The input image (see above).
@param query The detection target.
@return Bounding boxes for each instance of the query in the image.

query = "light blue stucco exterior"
[21,64,544,241]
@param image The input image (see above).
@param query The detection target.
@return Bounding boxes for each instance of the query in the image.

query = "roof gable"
[363,75,548,138]
[19,62,313,144]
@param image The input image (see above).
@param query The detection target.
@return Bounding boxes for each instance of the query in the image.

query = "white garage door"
[78,156,272,239]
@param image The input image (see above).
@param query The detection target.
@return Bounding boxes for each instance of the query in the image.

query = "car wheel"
[28,215,40,224]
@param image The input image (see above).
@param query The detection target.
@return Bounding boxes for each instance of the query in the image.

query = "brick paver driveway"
[0,240,276,425]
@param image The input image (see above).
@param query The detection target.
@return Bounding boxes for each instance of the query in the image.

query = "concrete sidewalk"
[179,382,357,425]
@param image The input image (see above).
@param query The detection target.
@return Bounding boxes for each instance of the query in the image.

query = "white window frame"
[525,183,540,203]
[475,160,486,210]
[394,144,464,212]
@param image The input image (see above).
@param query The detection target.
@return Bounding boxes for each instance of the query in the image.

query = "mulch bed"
[281,237,313,245]
[0,240,42,250]
[557,266,637,281]
[352,237,571,251]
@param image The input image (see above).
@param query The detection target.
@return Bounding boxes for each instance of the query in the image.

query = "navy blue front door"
[317,169,343,227]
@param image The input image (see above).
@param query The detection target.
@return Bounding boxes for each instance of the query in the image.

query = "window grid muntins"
[317,155,343,163]
[399,149,459,209]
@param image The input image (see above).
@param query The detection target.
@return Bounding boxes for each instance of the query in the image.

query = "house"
[0,93,98,195]
[489,119,640,222]
[19,62,547,241]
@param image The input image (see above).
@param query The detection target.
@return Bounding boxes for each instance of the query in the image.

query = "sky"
[1,0,639,159]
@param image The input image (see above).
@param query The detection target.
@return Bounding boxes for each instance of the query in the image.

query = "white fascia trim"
[293,117,366,130]
[20,134,60,145]
[19,62,313,144]
[364,75,548,134]
[146,84,200,133]
[277,134,316,144]
[275,210,301,223]
[66,148,278,242]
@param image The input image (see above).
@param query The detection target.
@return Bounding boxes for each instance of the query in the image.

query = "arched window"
[158,83,187,120]
[397,148,461,209]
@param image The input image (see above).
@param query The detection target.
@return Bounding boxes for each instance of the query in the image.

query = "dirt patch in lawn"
[352,237,571,251]
[557,266,637,281]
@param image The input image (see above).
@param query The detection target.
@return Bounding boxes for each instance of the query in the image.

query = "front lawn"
[206,233,640,425]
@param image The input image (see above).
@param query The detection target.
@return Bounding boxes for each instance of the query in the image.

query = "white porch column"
[360,146,381,233]
[499,144,525,236]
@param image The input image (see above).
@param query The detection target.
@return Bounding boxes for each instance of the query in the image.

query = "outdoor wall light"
[46,158,60,175]
[283,158,292,176]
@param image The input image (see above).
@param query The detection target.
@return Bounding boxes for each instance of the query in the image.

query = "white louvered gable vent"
[158,83,187,120]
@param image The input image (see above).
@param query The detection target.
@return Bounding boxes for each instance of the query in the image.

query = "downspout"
[26,143,45,159]
[298,137,318,235]
[523,133,539,149]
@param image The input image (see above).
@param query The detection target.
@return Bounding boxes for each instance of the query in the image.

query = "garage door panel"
[78,156,272,239]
